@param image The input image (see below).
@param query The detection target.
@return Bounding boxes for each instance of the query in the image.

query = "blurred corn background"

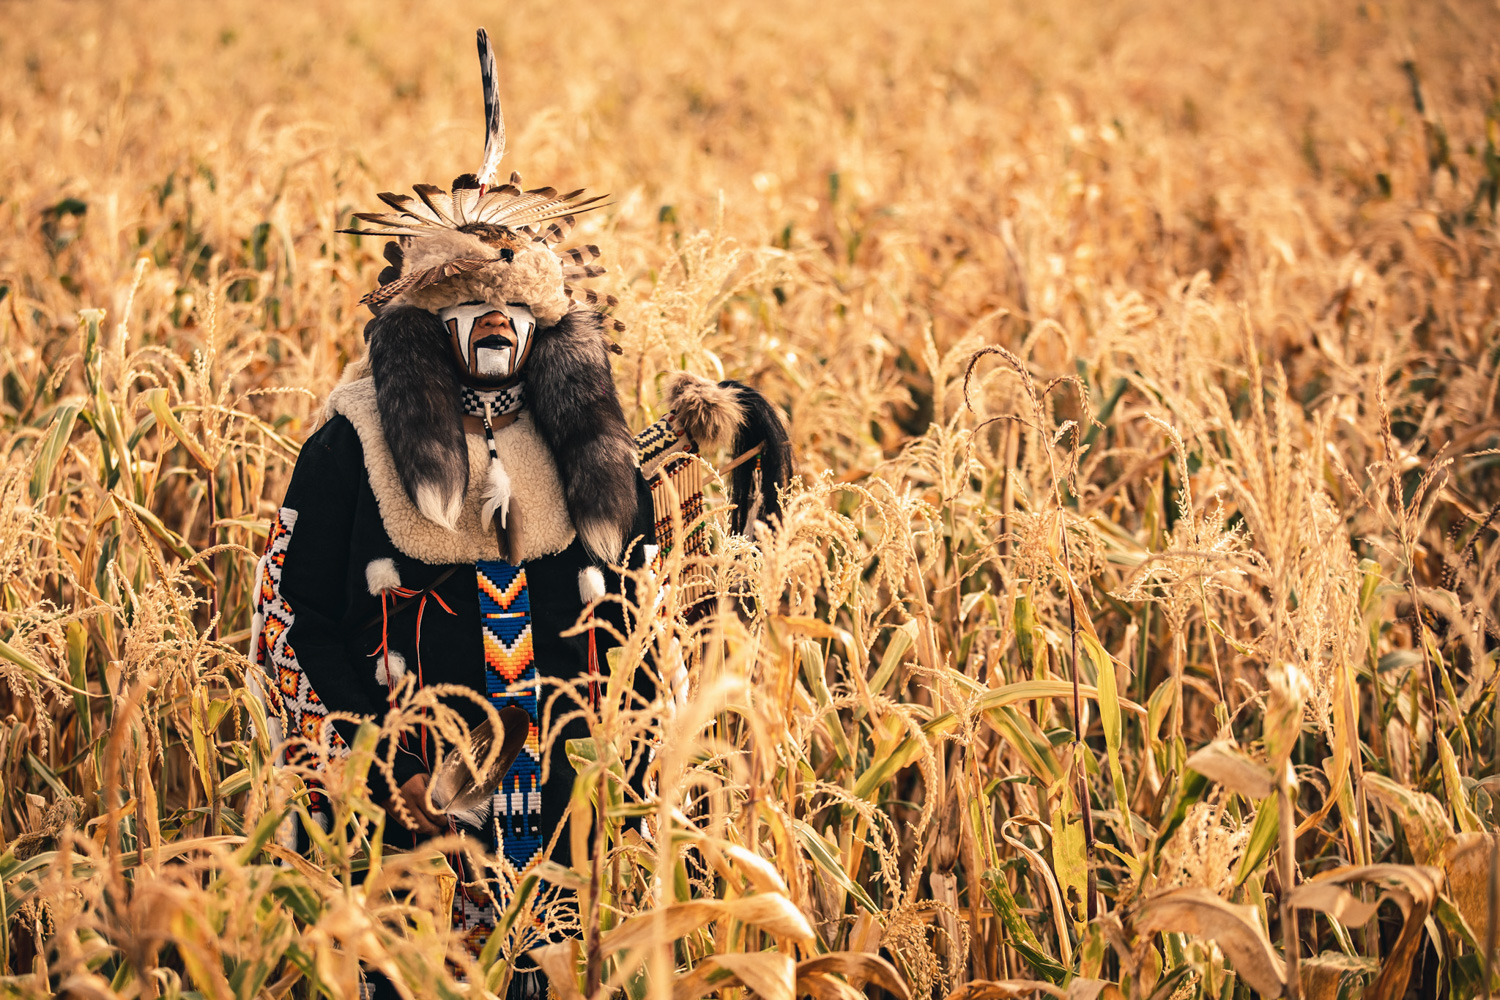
[2,0,1499,997]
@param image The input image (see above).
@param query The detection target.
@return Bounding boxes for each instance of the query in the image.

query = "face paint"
[438,301,538,383]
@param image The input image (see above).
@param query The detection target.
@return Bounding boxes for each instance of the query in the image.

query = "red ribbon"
[373,583,457,769]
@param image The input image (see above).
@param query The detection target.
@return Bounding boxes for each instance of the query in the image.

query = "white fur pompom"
[374,650,407,687]
[480,455,513,528]
[578,566,606,604]
[366,557,401,595]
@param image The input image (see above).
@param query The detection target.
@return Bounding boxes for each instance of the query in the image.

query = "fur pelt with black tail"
[665,373,744,452]
[722,381,793,535]
[366,305,469,530]
[527,309,637,562]
[662,373,793,536]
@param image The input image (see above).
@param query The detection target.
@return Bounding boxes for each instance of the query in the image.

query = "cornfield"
[2,0,1498,996]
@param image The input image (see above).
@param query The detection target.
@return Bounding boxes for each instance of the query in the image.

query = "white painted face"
[438,301,538,382]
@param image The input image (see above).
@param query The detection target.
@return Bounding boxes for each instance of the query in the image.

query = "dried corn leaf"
[1186,739,1274,801]
[797,951,910,1000]
[1133,887,1285,996]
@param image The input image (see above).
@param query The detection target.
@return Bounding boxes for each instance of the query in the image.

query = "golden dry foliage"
[2,0,1499,998]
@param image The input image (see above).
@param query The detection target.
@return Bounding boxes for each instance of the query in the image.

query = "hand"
[386,772,445,836]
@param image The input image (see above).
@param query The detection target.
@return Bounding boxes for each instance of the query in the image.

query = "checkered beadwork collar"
[461,383,525,419]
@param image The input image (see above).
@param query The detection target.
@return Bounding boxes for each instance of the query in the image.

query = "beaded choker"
[460,383,525,419]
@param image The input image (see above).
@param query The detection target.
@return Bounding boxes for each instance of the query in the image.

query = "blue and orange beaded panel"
[475,559,542,868]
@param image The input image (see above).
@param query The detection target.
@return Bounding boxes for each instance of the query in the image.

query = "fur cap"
[390,230,569,325]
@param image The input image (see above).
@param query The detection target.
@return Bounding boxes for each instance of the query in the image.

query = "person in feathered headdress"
[247,27,793,989]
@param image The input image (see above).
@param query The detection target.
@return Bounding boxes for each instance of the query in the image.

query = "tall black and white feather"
[527,310,638,562]
[366,306,469,530]
[476,28,505,190]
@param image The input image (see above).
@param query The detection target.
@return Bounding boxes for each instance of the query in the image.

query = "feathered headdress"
[340,29,619,328]
[342,29,640,564]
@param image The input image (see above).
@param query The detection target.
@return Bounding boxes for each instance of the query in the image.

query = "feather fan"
[428,706,532,815]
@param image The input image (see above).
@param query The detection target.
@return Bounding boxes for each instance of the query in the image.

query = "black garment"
[276,412,654,856]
